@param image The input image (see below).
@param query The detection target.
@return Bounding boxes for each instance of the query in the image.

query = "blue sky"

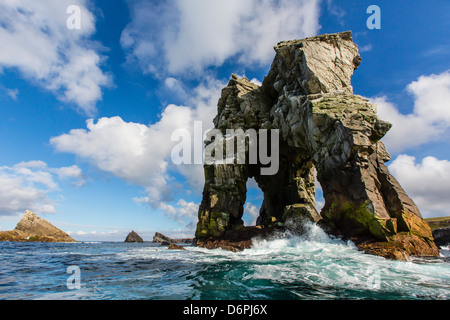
[1,0,449,241]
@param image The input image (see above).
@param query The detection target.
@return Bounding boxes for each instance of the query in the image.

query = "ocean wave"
[1,227,449,300]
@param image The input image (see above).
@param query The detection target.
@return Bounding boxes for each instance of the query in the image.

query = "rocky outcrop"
[195,31,439,260]
[432,227,450,247]
[425,217,450,247]
[153,232,172,244]
[152,232,193,245]
[168,243,186,250]
[124,230,144,243]
[0,210,76,242]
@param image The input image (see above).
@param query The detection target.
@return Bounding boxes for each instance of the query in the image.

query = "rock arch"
[194,31,439,260]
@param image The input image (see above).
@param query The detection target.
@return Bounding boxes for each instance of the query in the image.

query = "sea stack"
[194,31,439,261]
[0,210,76,242]
[152,232,194,244]
[124,230,144,243]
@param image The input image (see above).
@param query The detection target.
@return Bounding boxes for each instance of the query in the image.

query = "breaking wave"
[1,224,449,300]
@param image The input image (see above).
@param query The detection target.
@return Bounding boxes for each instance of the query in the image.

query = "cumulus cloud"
[50,165,85,187]
[51,78,224,223]
[121,0,321,75]
[0,0,111,115]
[159,199,199,226]
[243,202,259,226]
[388,155,450,218]
[407,71,450,124]
[373,70,450,153]
[0,161,85,216]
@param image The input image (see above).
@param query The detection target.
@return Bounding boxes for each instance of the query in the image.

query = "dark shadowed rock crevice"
[194,31,439,260]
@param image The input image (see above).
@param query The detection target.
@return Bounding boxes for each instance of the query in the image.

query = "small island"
[124,230,144,243]
[0,210,76,243]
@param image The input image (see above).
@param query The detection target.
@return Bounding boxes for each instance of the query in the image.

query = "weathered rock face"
[195,31,439,260]
[432,227,450,247]
[124,230,144,243]
[0,210,76,242]
[152,232,193,244]
[153,232,173,244]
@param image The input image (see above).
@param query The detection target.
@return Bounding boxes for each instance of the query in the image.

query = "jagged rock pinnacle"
[195,31,439,260]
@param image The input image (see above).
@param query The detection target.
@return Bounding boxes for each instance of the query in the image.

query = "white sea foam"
[2,230,448,299]
[219,222,450,298]
[101,223,450,299]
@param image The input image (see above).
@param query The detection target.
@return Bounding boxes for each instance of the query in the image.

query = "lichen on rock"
[194,31,439,260]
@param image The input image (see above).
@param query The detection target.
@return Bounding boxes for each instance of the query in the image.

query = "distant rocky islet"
[0,210,76,242]
[124,230,144,243]
[1,209,447,257]
[124,230,192,250]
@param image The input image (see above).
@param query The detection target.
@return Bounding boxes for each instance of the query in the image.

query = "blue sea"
[1,224,449,300]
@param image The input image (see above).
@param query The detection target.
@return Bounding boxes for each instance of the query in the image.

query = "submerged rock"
[124,230,144,243]
[356,233,439,261]
[0,210,76,242]
[194,31,439,260]
[168,243,186,250]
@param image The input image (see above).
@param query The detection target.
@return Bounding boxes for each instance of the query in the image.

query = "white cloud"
[121,0,321,75]
[0,0,111,115]
[51,116,170,193]
[0,161,84,216]
[159,199,199,226]
[388,155,450,218]
[407,71,450,124]
[51,78,224,223]
[250,78,262,86]
[51,165,85,187]
[7,88,19,100]
[165,77,188,99]
[373,70,450,153]
[243,202,259,226]
[373,96,439,152]
[359,43,373,53]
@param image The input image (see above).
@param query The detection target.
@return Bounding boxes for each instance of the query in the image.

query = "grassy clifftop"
[424,216,450,231]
